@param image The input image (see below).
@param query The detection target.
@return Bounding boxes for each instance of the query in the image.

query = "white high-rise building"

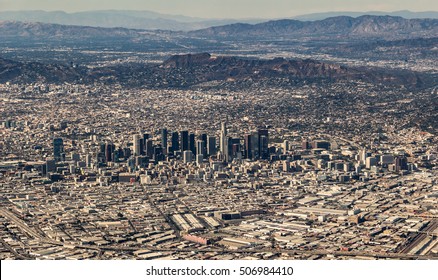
[220,121,228,162]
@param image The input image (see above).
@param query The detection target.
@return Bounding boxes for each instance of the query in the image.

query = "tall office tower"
[133,134,141,156]
[220,122,229,162]
[251,131,260,159]
[282,140,289,154]
[207,136,216,156]
[142,133,150,155]
[196,140,206,158]
[105,142,115,162]
[183,150,192,163]
[200,133,208,145]
[395,156,408,171]
[258,129,269,159]
[231,143,240,160]
[146,139,154,158]
[360,149,368,165]
[200,133,208,156]
[260,135,269,159]
[244,134,252,159]
[171,131,179,152]
[85,154,92,167]
[161,128,168,155]
[123,147,131,159]
[366,157,377,169]
[153,146,165,162]
[228,138,240,160]
[189,133,196,155]
[53,138,64,162]
[180,130,189,152]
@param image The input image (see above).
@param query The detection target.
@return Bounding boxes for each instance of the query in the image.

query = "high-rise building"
[207,136,216,156]
[85,154,92,167]
[123,147,131,159]
[145,139,154,158]
[282,140,289,154]
[189,133,196,155]
[200,133,208,156]
[229,138,240,160]
[200,133,208,145]
[53,138,64,162]
[171,131,179,152]
[244,134,252,159]
[105,143,115,162]
[395,156,408,171]
[196,140,206,158]
[260,135,269,159]
[366,157,377,169]
[220,122,229,162]
[161,128,168,155]
[251,132,259,159]
[258,129,269,159]
[153,146,165,162]
[133,134,141,156]
[180,130,189,152]
[142,133,150,155]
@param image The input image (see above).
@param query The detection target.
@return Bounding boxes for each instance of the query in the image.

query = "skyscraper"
[133,134,141,156]
[229,137,240,160]
[180,130,189,151]
[220,122,229,162]
[207,136,216,156]
[196,140,206,158]
[146,139,154,158]
[161,128,168,155]
[251,131,259,159]
[171,131,179,152]
[105,142,115,162]
[53,138,64,162]
[189,133,196,155]
[258,129,269,159]
[244,134,252,159]
[142,133,150,155]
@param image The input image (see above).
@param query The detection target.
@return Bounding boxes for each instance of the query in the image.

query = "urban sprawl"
[1,81,437,260]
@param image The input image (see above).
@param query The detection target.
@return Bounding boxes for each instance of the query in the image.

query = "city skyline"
[1,0,437,19]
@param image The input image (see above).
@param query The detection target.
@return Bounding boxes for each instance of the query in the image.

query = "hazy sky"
[0,0,437,18]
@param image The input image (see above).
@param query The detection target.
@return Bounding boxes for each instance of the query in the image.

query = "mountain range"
[0,10,437,31]
[189,15,438,39]
[2,15,436,41]
[0,10,264,31]
[293,10,438,21]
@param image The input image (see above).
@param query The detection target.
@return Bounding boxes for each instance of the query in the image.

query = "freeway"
[400,219,438,254]
[0,208,45,240]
